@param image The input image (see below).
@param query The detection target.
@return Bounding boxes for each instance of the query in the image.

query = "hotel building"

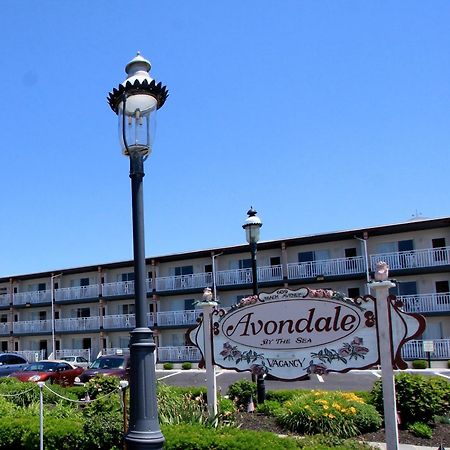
[0,216,449,364]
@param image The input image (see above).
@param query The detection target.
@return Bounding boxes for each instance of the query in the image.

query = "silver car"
[60,355,90,369]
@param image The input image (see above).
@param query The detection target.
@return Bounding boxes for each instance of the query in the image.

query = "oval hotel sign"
[188,287,425,380]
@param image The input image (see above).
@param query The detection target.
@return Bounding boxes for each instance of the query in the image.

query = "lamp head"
[242,207,262,244]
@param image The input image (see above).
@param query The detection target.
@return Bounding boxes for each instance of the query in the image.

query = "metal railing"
[55,348,91,362]
[370,246,450,271]
[216,268,253,286]
[156,272,213,291]
[101,279,153,297]
[55,316,100,332]
[157,345,201,362]
[11,349,46,362]
[13,290,52,305]
[287,256,365,279]
[399,292,450,314]
[0,323,10,335]
[0,294,10,307]
[102,313,155,329]
[55,284,99,301]
[13,320,52,334]
[401,339,450,360]
[156,310,202,327]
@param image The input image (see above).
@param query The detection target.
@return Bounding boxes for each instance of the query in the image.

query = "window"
[174,266,193,276]
[238,259,252,269]
[270,257,281,266]
[391,281,417,296]
[0,314,7,323]
[39,311,46,321]
[77,308,90,318]
[80,278,89,287]
[422,322,443,340]
[122,273,135,282]
[1,341,7,352]
[82,338,91,349]
[347,288,360,298]
[432,238,447,263]
[39,340,47,352]
[184,299,195,310]
[435,281,449,293]
[122,304,135,315]
[54,311,60,320]
[204,264,213,273]
[38,283,46,291]
[55,340,61,351]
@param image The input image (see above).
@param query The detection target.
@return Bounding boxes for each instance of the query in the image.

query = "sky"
[1,1,449,277]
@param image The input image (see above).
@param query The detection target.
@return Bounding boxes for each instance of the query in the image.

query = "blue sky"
[1,1,449,277]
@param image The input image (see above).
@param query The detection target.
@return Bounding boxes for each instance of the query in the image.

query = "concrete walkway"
[369,443,442,450]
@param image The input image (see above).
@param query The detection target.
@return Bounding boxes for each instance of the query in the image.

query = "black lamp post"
[242,207,265,404]
[107,53,168,450]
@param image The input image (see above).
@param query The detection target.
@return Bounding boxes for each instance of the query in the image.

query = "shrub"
[276,390,382,438]
[408,422,433,439]
[297,434,373,449]
[182,362,192,370]
[163,362,174,370]
[227,379,256,408]
[266,389,304,403]
[218,396,236,425]
[162,423,301,450]
[256,400,284,416]
[371,373,450,426]
[412,359,428,369]
[163,385,207,402]
[85,374,120,399]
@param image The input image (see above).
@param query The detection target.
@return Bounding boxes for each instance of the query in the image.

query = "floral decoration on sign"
[306,337,369,375]
[220,342,270,375]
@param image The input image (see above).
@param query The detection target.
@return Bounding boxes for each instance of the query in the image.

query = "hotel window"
[122,304,135,315]
[122,273,135,282]
[0,314,7,323]
[77,308,90,318]
[238,259,252,269]
[174,266,193,276]
[184,299,195,310]
[432,238,447,262]
[347,288,360,299]
[80,278,89,286]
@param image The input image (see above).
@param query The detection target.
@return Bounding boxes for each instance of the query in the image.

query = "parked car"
[9,360,83,386]
[0,353,28,378]
[60,355,90,368]
[74,354,130,385]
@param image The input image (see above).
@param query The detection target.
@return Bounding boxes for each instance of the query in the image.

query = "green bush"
[162,423,300,450]
[408,422,433,439]
[163,362,174,370]
[218,396,236,425]
[227,379,256,408]
[85,374,120,399]
[256,400,284,416]
[371,373,450,426]
[182,362,192,370]
[162,385,207,402]
[297,434,373,449]
[266,389,304,403]
[412,359,428,369]
[276,390,382,438]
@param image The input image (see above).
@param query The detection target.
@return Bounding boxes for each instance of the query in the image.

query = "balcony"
[156,273,213,292]
[370,246,450,271]
[157,345,201,362]
[13,320,52,334]
[101,279,153,297]
[0,323,10,335]
[215,265,283,287]
[287,256,365,280]
[401,339,450,360]
[156,310,202,327]
[102,313,155,329]
[399,293,450,314]
[55,284,99,302]
[13,290,52,306]
[0,294,10,307]
[55,317,100,332]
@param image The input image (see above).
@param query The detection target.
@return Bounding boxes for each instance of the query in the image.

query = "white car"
[60,355,90,369]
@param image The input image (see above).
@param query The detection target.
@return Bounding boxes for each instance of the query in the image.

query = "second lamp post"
[242,207,265,404]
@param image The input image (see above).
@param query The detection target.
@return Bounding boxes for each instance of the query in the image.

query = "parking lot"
[156,368,450,393]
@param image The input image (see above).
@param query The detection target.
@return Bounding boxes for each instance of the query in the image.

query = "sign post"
[369,280,399,450]
[423,340,434,368]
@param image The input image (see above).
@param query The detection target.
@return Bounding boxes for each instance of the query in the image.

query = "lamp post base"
[125,327,164,450]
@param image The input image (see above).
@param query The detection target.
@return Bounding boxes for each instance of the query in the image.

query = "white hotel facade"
[1,216,449,364]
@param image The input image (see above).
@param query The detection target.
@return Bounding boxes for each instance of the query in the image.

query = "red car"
[9,360,83,386]
[74,354,130,385]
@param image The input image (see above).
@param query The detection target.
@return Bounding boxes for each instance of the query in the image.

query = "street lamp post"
[107,53,168,450]
[242,207,265,404]
[50,273,62,360]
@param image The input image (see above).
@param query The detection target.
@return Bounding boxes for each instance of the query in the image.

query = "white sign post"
[369,280,399,450]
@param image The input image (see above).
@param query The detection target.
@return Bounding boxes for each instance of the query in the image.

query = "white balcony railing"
[287,256,365,280]
[102,313,155,329]
[401,339,450,360]
[0,294,10,307]
[156,310,202,327]
[13,290,52,306]
[157,345,202,362]
[156,273,213,292]
[13,320,52,334]
[101,279,153,297]
[370,246,450,271]
[55,349,91,361]
[55,284,99,301]
[55,316,100,332]
[0,323,10,335]
[399,293,450,314]
[216,268,253,286]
